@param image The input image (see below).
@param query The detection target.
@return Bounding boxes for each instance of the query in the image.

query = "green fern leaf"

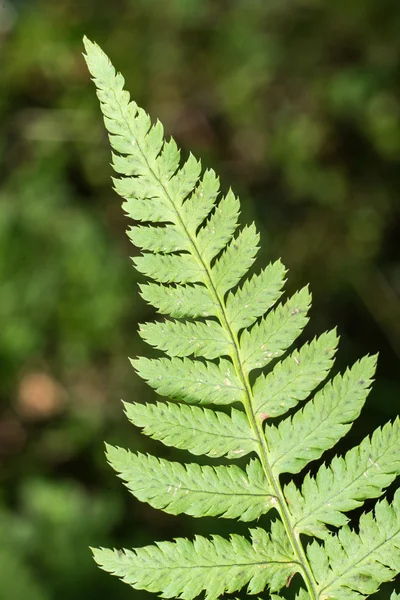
[92,526,297,600]
[84,35,400,600]
[239,287,311,374]
[252,329,338,417]
[285,418,400,538]
[132,253,203,284]
[127,223,190,253]
[120,191,176,223]
[132,356,245,405]
[308,489,400,599]
[139,283,219,319]
[225,260,286,332]
[211,224,260,296]
[196,189,240,263]
[124,401,258,459]
[180,169,220,234]
[268,355,377,474]
[106,445,275,521]
[138,319,233,359]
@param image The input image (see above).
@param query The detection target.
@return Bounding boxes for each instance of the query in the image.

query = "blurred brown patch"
[16,372,66,420]
[0,418,26,455]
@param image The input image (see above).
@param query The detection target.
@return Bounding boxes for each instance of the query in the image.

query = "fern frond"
[239,287,311,374]
[138,319,233,359]
[127,223,190,253]
[139,283,219,319]
[180,169,220,233]
[252,329,338,417]
[133,252,204,284]
[106,445,275,521]
[139,259,285,323]
[225,260,287,332]
[132,356,245,405]
[92,525,297,600]
[285,418,400,538]
[124,401,258,459]
[268,355,377,475]
[196,189,240,263]
[210,224,260,296]
[308,489,400,599]
[84,35,400,600]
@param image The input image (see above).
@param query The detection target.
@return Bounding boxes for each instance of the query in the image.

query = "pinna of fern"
[83,37,400,600]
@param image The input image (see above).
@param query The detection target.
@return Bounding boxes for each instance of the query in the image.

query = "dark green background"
[0,1,399,598]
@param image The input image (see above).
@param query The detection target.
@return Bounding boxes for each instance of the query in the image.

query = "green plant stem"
[214,295,319,600]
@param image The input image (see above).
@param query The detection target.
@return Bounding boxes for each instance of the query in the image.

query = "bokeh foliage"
[0,0,399,598]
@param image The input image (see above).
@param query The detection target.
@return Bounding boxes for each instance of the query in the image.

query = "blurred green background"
[1,0,399,598]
